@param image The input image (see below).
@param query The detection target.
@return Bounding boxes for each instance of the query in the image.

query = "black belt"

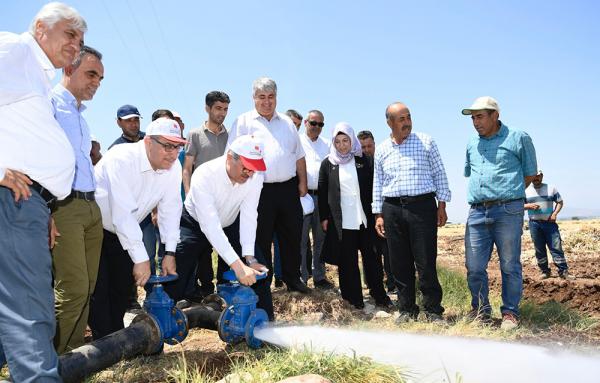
[384,192,435,205]
[70,189,95,201]
[308,189,318,196]
[471,198,523,208]
[30,180,57,209]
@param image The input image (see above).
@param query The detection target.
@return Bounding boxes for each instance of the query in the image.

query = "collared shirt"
[0,32,74,199]
[227,110,305,183]
[185,122,228,169]
[51,83,95,192]
[300,133,330,190]
[95,141,182,264]
[185,154,264,265]
[464,122,537,204]
[108,131,146,149]
[372,132,451,214]
[339,158,367,229]
[526,183,561,220]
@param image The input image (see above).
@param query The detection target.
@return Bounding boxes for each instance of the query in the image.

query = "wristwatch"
[165,251,175,257]
[245,256,258,265]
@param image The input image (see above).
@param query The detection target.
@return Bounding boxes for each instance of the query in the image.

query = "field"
[3,220,599,382]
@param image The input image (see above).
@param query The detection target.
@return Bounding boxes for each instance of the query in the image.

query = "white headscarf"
[328,122,363,165]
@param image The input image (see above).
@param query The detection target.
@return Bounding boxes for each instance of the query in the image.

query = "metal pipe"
[182,306,221,331]
[59,314,161,383]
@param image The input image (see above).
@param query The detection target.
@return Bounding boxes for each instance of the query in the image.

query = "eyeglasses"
[151,136,183,152]
[308,121,324,128]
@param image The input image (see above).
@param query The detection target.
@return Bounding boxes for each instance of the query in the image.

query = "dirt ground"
[438,219,600,317]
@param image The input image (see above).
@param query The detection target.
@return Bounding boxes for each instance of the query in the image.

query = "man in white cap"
[0,2,85,380]
[164,135,271,316]
[89,117,185,339]
[462,96,537,330]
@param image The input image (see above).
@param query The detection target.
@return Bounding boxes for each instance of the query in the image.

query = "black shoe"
[274,278,284,288]
[540,269,551,279]
[314,279,335,290]
[375,296,394,308]
[352,301,365,309]
[466,309,492,323]
[424,312,445,323]
[127,300,142,311]
[286,280,311,294]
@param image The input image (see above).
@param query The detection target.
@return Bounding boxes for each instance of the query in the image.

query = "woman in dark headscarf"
[318,122,392,309]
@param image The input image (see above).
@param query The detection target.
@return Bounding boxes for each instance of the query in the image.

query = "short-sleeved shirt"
[526,183,562,220]
[185,123,228,170]
[464,122,537,204]
[109,132,146,150]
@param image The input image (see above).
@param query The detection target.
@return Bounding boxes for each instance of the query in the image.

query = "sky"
[3,0,599,222]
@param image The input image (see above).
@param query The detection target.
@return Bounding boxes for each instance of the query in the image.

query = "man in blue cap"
[110,104,144,148]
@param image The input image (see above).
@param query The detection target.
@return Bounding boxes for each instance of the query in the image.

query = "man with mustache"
[373,102,451,323]
[51,45,104,354]
[0,2,86,380]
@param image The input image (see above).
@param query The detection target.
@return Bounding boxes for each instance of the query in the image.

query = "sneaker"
[394,311,418,324]
[500,313,519,330]
[540,270,551,279]
[274,278,284,288]
[558,270,576,280]
[314,278,335,290]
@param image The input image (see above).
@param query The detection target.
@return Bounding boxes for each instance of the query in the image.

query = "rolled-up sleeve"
[239,174,264,256]
[157,162,183,252]
[103,160,148,264]
[428,140,451,202]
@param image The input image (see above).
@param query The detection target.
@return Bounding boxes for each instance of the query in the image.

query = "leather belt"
[70,189,95,201]
[308,189,318,196]
[384,192,435,205]
[471,198,523,208]
[30,180,57,210]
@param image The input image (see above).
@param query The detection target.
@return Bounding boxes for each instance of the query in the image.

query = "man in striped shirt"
[373,102,451,323]
[525,171,573,280]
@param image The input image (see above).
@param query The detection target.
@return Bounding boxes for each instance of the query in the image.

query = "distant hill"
[557,206,600,220]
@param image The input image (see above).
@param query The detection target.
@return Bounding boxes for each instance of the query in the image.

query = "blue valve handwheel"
[223,270,268,282]
[146,274,178,285]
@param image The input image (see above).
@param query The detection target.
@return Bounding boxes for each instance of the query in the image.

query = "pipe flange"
[201,293,227,311]
[244,309,269,349]
[165,307,189,345]
[131,312,163,355]
[218,306,241,344]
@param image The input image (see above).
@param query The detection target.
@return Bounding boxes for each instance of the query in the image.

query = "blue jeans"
[0,187,60,382]
[465,200,524,317]
[529,220,568,272]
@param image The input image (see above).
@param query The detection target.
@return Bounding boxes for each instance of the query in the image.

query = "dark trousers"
[89,230,134,340]
[164,209,274,320]
[383,196,443,315]
[255,178,303,287]
[375,235,395,291]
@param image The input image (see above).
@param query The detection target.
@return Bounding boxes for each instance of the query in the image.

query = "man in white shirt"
[228,77,310,298]
[0,3,85,381]
[299,110,334,289]
[164,135,271,314]
[89,117,184,340]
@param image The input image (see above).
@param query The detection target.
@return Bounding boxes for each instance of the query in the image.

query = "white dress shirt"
[339,158,367,230]
[300,134,330,190]
[95,141,182,264]
[0,32,75,199]
[227,110,304,183]
[185,155,264,265]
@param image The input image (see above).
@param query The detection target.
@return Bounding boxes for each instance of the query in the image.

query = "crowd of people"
[1,2,575,382]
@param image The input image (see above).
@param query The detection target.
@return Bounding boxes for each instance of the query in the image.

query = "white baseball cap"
[146,117,186,144]
[229,134,266,171]
[461,96,500,115]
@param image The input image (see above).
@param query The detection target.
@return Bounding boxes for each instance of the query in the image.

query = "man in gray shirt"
[181,91,230,301]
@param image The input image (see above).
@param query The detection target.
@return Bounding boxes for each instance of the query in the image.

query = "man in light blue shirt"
[462,96,537,330]
[51,46,104,353]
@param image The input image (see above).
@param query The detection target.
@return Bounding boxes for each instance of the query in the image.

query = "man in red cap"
[164,135,270,313]
[89,117,185,339]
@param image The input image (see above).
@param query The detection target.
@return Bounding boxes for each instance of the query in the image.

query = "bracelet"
[246,257,258,265]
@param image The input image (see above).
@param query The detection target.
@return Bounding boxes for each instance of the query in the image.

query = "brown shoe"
[500,313,519,330]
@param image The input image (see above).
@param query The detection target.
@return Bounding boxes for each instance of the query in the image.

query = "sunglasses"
[151,136,183,152]
[307,120,325,128]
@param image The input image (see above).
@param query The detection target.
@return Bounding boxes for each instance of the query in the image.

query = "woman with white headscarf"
[318,122,392,309]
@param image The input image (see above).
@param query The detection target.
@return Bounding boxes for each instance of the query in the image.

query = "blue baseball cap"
[117,104,142,120]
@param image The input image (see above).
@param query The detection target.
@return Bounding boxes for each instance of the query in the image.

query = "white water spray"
[254,325,600,382]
